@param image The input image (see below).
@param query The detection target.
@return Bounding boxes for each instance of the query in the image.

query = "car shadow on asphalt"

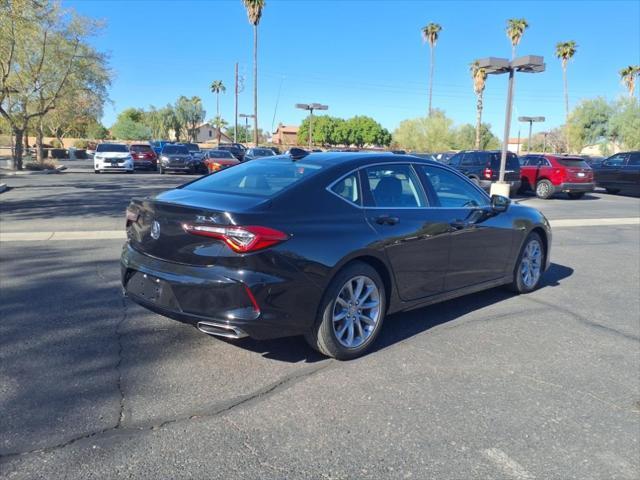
[230,262,574,362]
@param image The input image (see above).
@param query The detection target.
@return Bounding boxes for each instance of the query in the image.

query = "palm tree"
[421,22,442,116]
[556,41,578,124]
[470,61,488,150]
[506,18,529,59]
[210,80,226,118]
[619,65,640,97]
[242,0,265,146]
[212,116,228,144]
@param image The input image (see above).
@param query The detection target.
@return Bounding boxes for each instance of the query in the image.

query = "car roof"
[271,151,442,170]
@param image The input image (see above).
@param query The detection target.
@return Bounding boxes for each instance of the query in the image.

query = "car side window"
[461,152,476,166]
[626,153,640,166]
[420,165,489,208]
[604,154,625,167]
[364,165,426,208]
[448,153,462,167]
[331,173,360,206]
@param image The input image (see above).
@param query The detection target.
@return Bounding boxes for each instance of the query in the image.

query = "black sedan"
[122,152,552,359]
[594,151,640,195]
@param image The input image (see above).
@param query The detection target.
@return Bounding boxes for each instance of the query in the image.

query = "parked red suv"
[519,154,594,199]
[129,144,158,170]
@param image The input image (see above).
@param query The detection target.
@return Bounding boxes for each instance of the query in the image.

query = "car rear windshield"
[162,145,189,154]
[489,153,520,170]
[208,150,234,158]
[557,158,589,168]
[96,143,129,153]
[183,158,324,197]
[130,145,152,152]
[251,148,274,156]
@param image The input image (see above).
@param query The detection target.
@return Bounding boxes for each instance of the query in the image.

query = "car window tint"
[461,153,476,166]
[448,153,462,167]
[184,158,324,197]
[364,165,426,208]
[627,153,640,166]
[96,143,129,153]
[604,154,625,166]
[420,165,489,208]
[331,173,360,205]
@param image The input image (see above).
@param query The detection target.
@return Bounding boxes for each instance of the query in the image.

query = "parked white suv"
[94,143,134,173]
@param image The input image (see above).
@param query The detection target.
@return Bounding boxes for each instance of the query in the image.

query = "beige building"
[194,122,234,144]
[272,124,299,146]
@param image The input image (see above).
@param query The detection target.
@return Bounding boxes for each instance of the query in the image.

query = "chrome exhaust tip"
[197,321,248,339]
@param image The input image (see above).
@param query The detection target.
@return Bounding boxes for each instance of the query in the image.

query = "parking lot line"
[482,448,534,480]
[0,218,638,243]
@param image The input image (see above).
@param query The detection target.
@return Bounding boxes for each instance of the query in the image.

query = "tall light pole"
[295,103,329,149]
[476,55,545,197]
[239,113,255,144]
[518,116,545,154]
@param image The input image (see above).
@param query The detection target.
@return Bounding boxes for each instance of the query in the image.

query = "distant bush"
[73,139,89,148]
[50,139,63,148]
[50,148,67,159]
[25,160,57,171]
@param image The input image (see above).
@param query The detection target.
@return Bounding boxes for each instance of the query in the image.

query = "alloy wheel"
[332,275,381,349]
[520,239,542,289]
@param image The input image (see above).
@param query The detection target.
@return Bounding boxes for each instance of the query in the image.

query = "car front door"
[418,164,515,291]
[598,153,627,188]
[361,163,451,301]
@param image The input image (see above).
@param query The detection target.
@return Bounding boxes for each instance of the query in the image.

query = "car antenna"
[286,147,309,161]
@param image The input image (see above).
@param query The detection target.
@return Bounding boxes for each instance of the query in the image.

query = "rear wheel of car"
[305,262,386,360]
[507,232,545,294]
[535,179,554,199]
[605,188,620,195]
[94,170,100,174]
[567,192,585,199]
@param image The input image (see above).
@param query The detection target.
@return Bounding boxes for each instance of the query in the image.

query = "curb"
[0,168,62,176]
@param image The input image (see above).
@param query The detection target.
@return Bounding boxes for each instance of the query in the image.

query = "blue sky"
[67,0,640,139]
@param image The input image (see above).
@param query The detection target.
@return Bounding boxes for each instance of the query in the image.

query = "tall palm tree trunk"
[428,46,435,116]
[216,94,220,118]
[253,24,258,146]
[475,94,483,149]
[562,64,569,123]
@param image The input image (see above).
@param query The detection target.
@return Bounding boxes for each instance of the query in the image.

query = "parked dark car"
[151,140,172,157]
[581,155,605,168]
[158,144,199,174]
[218,143,247,161]
[448,150,521,193]
[130,144,157,170]
[519,154,594,199]
[432,152,457,164]
[122,152,551,359]
[269,146,282,155]
[594,151,640,195]
[243,147,276,161]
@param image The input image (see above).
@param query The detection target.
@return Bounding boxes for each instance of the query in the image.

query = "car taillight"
[209,162,222,172]
[181,224,289,253]
[483,167,492,179]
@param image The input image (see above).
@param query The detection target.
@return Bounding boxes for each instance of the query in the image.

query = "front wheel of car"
[567,192,585,199]
[535,179,554,199]
[305,261,386,360]
[94,170,100,174]
[507,232,545,294]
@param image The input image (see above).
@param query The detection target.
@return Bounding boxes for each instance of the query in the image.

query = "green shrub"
[73,139,89,148]
[50,139,63,148]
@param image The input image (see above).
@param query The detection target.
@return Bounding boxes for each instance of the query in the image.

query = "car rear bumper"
[133,160,157,169]
[120,243,315,340]
[557,182,595,192]
[479,179,521,191]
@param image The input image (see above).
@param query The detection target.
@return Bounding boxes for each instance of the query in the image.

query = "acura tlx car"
[121,151,552,359]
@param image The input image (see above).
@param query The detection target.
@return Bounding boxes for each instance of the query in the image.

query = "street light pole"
[295,103,329,149]
[476,55,545,197]
[239,113,255,144]
[518,116,545,154]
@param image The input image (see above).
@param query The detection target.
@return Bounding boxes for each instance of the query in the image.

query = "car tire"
[605,188,620,195]
[507,232,545,294]
[567,192,585,199]
[94,170,100,174]
[305,261,386,360]
[535,179,554,199]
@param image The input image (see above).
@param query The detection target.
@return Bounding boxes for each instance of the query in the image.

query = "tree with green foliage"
[86,121,109,140]
[211,116,228,143]
[175,96,205,142]
[344,116,391,148]
[619,65,639,98]
[566,97,613,152]
[210,80,226,118]
[556,41,578,124]
[453,123,500,150]
[610,98,640,150]
[242,0,265,146]
[111,109,151,140]
[393,110,454,152]
[0,1,111,169]
[506,18,529,59]
[470,61,488,150]
[421,22,442,116]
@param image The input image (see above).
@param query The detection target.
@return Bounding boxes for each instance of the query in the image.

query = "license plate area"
[127,271,180,310]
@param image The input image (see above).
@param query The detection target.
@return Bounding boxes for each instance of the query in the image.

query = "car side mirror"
[491,194,510,213]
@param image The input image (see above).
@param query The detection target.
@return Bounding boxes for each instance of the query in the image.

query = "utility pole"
[234,62,238,143]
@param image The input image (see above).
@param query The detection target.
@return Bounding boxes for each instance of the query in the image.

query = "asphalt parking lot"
[1,171,639,479]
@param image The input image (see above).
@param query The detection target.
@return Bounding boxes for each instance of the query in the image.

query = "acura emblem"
[150,220,161,240]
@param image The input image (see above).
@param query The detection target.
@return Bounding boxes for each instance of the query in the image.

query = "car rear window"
[490,153,520,170]
[96,143,129,153]
[252,149,274,156]
[184,143,200,151]
[208,150,234,158]
[557,158,589,168]
[130,145,152,152]
[183,158,324,197]
[163,145,189,154]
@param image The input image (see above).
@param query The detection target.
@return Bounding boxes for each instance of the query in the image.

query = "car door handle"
[449,219,470,230]
[374,215,399,226]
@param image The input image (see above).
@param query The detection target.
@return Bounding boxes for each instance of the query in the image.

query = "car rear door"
[621,152,640,194]
[418,164,514,291]
[361,163,451,301]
